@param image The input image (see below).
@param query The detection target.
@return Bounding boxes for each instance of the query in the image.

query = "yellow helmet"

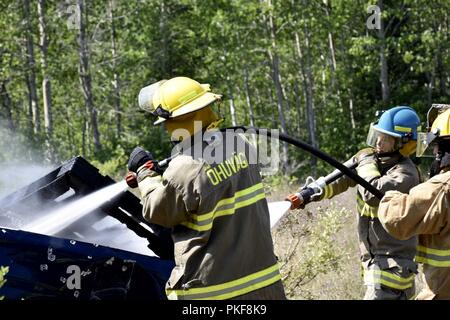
[138,76,222,125]
[417,104,450,157]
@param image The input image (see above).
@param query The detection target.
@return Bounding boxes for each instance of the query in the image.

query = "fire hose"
[125,126,384,208]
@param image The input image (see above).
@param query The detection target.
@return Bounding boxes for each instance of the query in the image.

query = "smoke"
[0,123,157,257]
[0,164,52,199]
[0,123,52,198]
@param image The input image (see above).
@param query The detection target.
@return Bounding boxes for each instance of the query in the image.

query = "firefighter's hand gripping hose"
[125,128,384,204]
[285,161,358,210]
[125,150,179,188]
[221,126,384,208]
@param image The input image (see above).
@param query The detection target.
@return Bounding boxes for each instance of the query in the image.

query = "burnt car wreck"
[0,156,174,300]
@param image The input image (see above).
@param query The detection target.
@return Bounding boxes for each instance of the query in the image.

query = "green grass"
[267,178,428,300]
[267,180,365,300]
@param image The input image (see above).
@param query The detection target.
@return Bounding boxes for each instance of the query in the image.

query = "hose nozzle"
[285,193,302,210]
[285,176,326,210]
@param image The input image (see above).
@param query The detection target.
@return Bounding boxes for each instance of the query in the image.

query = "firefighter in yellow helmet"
[288,106,422,300]
[378,104,450,300]
[127,76,285,300]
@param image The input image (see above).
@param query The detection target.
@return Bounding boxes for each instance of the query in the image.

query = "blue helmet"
[366,106,421,152]
[372,106,421,140]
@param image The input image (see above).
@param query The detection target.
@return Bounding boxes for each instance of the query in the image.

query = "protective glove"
[127,147,154,172]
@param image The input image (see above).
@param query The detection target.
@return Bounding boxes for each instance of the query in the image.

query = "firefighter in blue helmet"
[292,106,422,300]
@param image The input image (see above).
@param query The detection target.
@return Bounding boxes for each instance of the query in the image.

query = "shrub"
[0,266,8,300]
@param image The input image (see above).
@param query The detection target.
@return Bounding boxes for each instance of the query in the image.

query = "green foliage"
[284,206,351,299]
[0,266,8,300]
[0,0,449,180]
[91,156,127,181]
[263,173,299,192]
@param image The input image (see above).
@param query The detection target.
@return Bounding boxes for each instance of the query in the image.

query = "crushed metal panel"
[0,156,175,299]
[0,228,174,300]
[0,156,174,259]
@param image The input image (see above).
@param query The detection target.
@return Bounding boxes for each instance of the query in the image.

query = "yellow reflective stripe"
[327,184,334,198]
[394,125,412,133]
[364,270,414,290]
[378,279,413,290]
[357,163,381,179]
[196,273,281,300]
[181,193,265,231]
[322,184,333,199]
[172,87,208,112]
[409,293,417,300]
[378,271,415,283]
[415,245,450,267]
[189,183,263,222]
[357,196,378,218]
[181,183,266,231]
[213,193,266,221]
[414,256,450,267]
[417,245,450,256]
[322,184,329,199]
[166,263,281,300]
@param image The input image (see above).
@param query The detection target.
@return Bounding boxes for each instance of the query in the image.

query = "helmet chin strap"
[376,150,399,159]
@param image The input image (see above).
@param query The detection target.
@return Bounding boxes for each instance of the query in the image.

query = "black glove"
[128,147,154,172]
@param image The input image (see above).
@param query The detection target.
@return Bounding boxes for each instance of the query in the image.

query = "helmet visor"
[416,131,438,157]
[366,123,403,153]
[366,123,378,148]
[138,80,166,113]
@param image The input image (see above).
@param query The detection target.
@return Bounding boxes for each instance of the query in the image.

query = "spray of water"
[268,201,292,228]
[24,181,128,235]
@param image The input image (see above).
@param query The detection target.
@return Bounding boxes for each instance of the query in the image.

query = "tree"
[37,0,53,138]
[23,0,40,135]
[77,0,101,154]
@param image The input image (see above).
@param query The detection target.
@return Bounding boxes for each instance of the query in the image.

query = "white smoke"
[0,123,52,198]
[0,123,158,257]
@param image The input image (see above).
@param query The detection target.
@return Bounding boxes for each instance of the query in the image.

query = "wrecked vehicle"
[0,156,174,300]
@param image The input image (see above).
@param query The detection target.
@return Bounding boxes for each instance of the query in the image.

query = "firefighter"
[127,76,285,300]
[295,106,422,300]
[378,104,450,300]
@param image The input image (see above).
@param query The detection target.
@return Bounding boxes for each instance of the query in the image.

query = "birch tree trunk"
[378,0,390,103]
[37,0,52,137]
[295,28,317,175]
[226,77,237,126]
[0,82,15,132]
[243,68,255,127]
[266,0,288,171]
[77,0,101,152]
[108,0,121,139]
[267,87,277,128]
[23,0,40,134]
[293,81,303,136]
